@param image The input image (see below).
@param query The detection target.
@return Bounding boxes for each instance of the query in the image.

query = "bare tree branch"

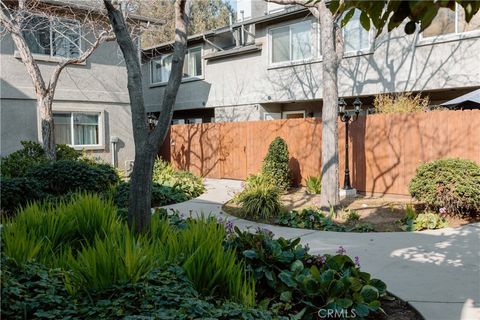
[0,5,47,97]
[149,0,191,146]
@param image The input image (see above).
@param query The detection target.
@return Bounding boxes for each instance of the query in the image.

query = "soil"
[378,296,423,320]
[224,187,478,232]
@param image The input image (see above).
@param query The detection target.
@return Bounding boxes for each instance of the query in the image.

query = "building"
[142,1,480,124]
[0,0,149,171]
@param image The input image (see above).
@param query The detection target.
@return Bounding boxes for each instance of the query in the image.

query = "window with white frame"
[151,46,203,84]
[270,20,312,64]
[343,10,370,52]
[54,112,100,146]
[22,15,81,58]
[423,4,480,37]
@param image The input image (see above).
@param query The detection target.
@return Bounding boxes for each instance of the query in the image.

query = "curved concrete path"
[163,179,480,320]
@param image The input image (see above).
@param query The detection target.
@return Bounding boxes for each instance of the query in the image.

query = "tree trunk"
[38,95,56,160]
[128,147,155,232]
[319,1,340,208]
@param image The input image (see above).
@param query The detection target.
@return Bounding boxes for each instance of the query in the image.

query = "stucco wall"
[143,13,480,119]
[0,31,135,170]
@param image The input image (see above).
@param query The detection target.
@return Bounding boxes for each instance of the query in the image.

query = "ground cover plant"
[225,227,388,319]
[1,195,260,319]
[153,158,205,199]
[1,194,397,319]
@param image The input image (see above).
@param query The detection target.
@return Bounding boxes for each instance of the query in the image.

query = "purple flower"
[224,220,234,234]
[336,246,346,255]
[439,207,447,216]
[354,256,361,268]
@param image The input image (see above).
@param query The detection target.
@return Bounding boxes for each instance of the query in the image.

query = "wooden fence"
[160,110,480,196]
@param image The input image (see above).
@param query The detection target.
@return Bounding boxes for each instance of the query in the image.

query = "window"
[151,46,203,84]
[343,10,370,52]
[423,4,480,37]
[172,119,185,125]
[54,112,100,147]
[270,20,312,64]
[22,15,81,58]
[282,110,305,119]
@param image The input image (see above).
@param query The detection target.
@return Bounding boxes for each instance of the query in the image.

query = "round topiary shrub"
[261,137,290,190]
[27,160,119,196]
[408,158,480,216]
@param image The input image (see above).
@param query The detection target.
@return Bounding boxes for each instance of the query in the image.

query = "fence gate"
[219,122,248,180]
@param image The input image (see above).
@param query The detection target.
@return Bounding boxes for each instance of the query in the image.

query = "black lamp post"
[338,97,361,190]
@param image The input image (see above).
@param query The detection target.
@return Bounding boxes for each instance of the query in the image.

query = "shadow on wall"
[349,110,478,196]
[340,30,472,97]
[289,156,301,187]
[169,123,222,178]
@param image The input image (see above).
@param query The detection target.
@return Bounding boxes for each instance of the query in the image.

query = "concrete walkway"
[163,179,480,320]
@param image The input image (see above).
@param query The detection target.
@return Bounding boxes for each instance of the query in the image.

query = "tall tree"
[0,0,115,160]
[137,0,232,48]
[268,0,344,208]
[103,0,192,232]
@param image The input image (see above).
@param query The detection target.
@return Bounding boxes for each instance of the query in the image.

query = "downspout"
[110,136,119,167]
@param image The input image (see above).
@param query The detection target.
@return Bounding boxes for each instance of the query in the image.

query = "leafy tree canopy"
[321,0,480,35]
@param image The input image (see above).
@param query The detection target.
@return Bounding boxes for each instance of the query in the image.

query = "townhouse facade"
[0,1,144,171]
[142,1,480,124]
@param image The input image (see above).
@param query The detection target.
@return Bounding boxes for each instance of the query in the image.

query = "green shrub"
[226,228,386,318]
[0,141,79,177]
[110,181,188,209]
[343,209,360,222]
[409,158,480,215]
[235,183,281,220]
[305,175,321,194]
[277,208,346,231]
[0,176,45,215]
[152,159,204,199]
[262,137,291,190]
[27,160,119,196]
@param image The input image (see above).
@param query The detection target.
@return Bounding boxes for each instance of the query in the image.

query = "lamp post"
[338,97,361,191]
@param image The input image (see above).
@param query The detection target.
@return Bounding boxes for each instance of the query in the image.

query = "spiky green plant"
[235,184,282,221]
[305,175,321,194]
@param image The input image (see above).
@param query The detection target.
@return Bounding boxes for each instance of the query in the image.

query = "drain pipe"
[110,136,119,167]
